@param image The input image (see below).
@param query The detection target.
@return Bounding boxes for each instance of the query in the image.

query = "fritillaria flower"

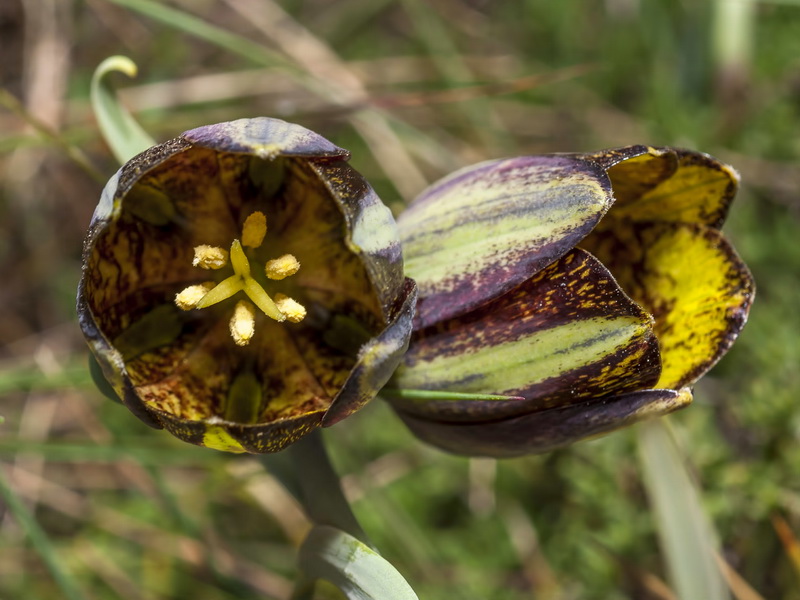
[78,118,416,453]
[388,146,754,457]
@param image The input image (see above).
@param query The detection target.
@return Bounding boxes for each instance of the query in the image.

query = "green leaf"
[637,419,730,600]
[90,55,155,164]
[296,525,419,600]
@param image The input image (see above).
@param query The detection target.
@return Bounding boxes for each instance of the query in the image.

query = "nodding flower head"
[78,118,416,453]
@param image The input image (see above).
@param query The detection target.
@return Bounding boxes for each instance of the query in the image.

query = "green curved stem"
[261,429,370,546]
[262,431,420,600]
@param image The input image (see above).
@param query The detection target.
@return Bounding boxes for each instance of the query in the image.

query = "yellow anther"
[265,254,300,280]
[192,245,229,269]
[175,282,216,310]
[274,294,306,323]
[229,300,256,346]
[241,211,267,248]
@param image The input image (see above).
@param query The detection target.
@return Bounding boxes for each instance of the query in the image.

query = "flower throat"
[174,210,306,346]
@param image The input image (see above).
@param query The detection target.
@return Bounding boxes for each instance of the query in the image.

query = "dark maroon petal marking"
[393,388,690,458]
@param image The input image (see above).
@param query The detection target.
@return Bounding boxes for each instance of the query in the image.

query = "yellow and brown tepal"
[389,146,754,457]
[78,118,416,453]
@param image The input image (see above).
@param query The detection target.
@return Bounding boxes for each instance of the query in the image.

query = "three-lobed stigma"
[175,211,305,345]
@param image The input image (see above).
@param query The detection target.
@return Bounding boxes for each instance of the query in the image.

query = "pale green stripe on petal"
[202,424,247,453]
[398,155,612,327]
[349,201,399,255]
[405,211,589,284]
[397,316,648,398]
[389,249,660,420]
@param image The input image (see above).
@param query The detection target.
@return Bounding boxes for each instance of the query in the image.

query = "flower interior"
[83,146,385,432]
[578,149,753,390]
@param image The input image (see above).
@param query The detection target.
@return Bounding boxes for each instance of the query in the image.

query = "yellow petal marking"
[202,424,246,453]
[605,155,737,227]
[581,222,753,388]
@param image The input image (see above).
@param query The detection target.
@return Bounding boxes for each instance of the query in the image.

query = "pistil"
[174,211,306,345]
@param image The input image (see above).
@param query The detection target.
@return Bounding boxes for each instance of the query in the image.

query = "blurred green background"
[1,1,799,598]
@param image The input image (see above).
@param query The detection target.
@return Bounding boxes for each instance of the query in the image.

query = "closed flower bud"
[388,146,754,457]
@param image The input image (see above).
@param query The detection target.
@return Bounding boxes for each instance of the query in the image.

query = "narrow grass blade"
[0,88,105,182]
[0,440,224,465]
[398,0,503,149]
[90,56,155,164]
[637,419,730,600]
[712,0,756,76]
[772,514,800,583]
[0,362,94,395]
[0,468,86,600]
[105,0,289,68]
[296,525,419,600]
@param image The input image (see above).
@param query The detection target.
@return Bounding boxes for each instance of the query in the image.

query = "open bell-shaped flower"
[78,118,416,453]
[387,146,754,457]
